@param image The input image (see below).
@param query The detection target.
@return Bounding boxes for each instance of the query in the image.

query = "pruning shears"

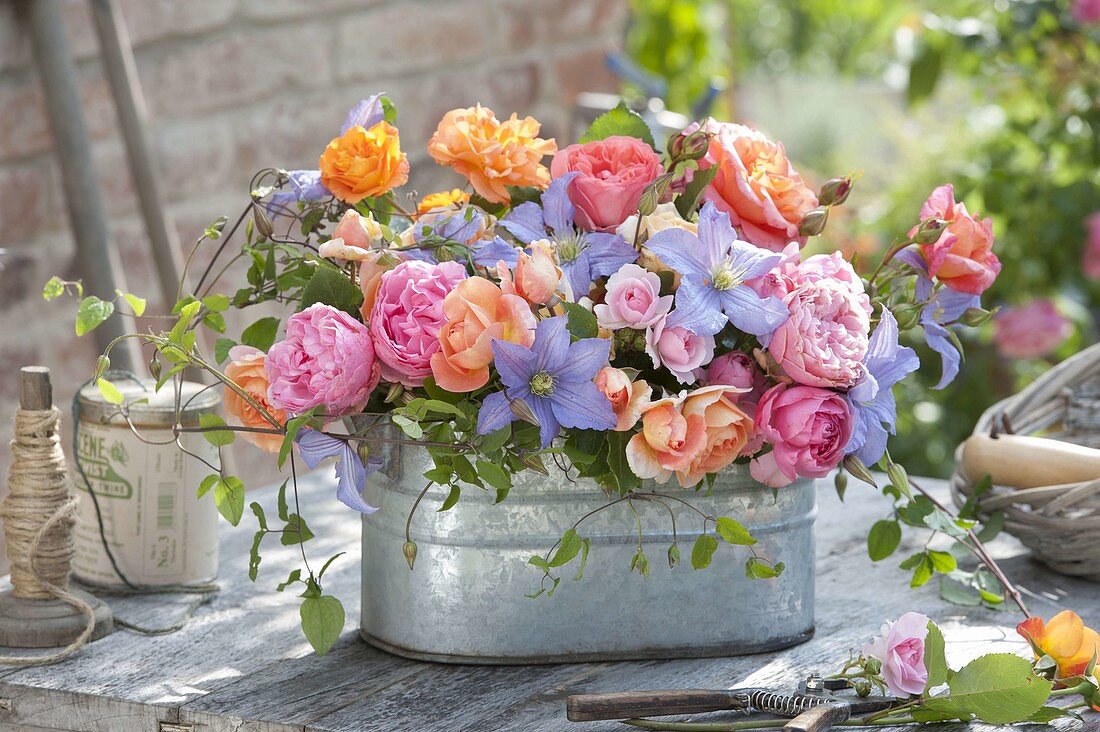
[567,674,902,732]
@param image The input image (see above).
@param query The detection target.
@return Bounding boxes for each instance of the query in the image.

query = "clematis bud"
[961,307,995,327]
[818,177,852,206]
[403,540,417,570]
[798,206,830,237]
[893,304,922,331]
[914,217,948,245]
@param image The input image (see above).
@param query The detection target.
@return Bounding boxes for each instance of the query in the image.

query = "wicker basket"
[950,342,1100,581]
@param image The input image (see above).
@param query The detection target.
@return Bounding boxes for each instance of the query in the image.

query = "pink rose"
[265,303,380,416]
[369,260,466,387]
[769,275,871,389]
[994,299,1073,360]
[1082,212,1100,280]
[645,316,715,385]
[911,184,1000,295]
[863,612,930,697]
[750,384,852,487]
[595,263,673,330]
[703,351,765,400]
[550,136,662,231]
[1073,0,1100,23]
[686,119,817,251]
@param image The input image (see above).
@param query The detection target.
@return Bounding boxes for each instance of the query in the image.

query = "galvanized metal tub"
[360,443,816,664]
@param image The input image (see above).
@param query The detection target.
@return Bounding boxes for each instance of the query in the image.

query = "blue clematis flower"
[500,173,637,300]
[644,202,789,338]
[296,428,381,514]
[476,316,616,448]
[897,248,980,389]
[845,309,920,465]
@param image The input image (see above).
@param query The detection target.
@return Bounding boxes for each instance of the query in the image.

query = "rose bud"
[913,217,948,245]
[679,130,712,160]
[798,206,830,237]
[818,177,852,206]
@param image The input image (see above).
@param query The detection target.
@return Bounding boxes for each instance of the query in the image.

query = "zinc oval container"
[73,377,221,587]
[360,442,816,663]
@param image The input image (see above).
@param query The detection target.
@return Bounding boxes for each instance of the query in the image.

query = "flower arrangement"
[48,94,1014,656]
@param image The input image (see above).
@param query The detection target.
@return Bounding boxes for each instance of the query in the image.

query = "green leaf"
[96,378,124,405]
[940,578,982,607]
[197,473,220,499]
[240,317,281,351]
[691,534,719,570]
[75,296,114,336]
[476,460,511,492]
[975,511,1005,543]
[214,476,245,526]
[201,294,229,312]
[561,301,598,339]
[299,265,363,316]
[549,529,583,568]
[42,276,65,301]
[924,621,950,691]
[280,513,315,545]
[437,484,461,512]
[250,500,268,530]
[199,413,236,446]
[605,431,641,493]
[1027,707,1067,723]
[277,568,302,592]
[908,39,944,106]
[478,426,511,454]
[300,595,345,655]
[745,557,785,579]
[715,516,756,546]
[119,291,147,317]
[578,101,655,149]
[674,164,718,219]
[276,479,290,522]
[279,413,312,468]
[867,520,902,561]
[920,653,1052,724]
[214,338,236,365]
[928,550,957,573]
[248,529,264,581]
[392,415,423,440]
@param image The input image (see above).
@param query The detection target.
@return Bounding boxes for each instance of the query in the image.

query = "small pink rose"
[550,136,663,232]
[863,612,930,697]
[703,351,766,401]
[595,263,673,330]
[751,383,852,487]
[993,299,1073,360]
[368,260,467,387]
[645,317,715,385]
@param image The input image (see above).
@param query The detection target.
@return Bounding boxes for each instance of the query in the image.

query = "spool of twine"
[0,372,96,665]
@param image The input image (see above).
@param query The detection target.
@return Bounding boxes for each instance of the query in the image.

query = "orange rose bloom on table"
[427,104,556,205]
[430,277,536,392]
[690,119,817,252]
[223,346,286,453]
[1017,610,1100,679]
[319,121,409,204]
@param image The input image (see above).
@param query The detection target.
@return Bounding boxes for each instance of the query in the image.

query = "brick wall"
[0,0,627,568]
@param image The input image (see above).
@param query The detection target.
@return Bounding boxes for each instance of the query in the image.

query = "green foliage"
[578,101,656,149]
[867,519,901,561]
[920,653,1053,724]
[299,592,344,656]
[95,378,124,406]
[75,296,114,336]
[199,413,236,447]
[298,264,364,316]
[213,475,245,526]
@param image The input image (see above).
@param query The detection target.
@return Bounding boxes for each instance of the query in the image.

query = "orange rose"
[319,121,409,204]
[677,386,753,487]
[594,367,651,431]
[429,277,536,392]
[418,188,471,214]
[427,105,556,204]
[499,239,562,305]
[1018,611,1100,679]
[223,346,286,453]
[625,397,708,485]
[690,119,817,252]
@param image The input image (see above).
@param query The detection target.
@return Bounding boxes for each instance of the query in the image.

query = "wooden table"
[0,473,1095,731]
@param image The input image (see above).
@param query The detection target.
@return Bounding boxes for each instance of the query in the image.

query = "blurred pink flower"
[266,304,380,416]
[863,612,930,697]
[994,299,1072,360]
[1073,0,1100,24]
[1082,212,1100,280]
[750,384,852,487]
[369,260,466,386]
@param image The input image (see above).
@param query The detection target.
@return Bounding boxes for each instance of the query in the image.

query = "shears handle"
[566,689,748,722]
[784,702,851,732]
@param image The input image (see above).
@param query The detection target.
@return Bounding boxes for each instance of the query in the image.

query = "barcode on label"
[157,486,175,530]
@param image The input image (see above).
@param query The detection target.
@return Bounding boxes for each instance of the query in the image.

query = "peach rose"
[319,209,385,261]
[319,121,409,204]
[690,119,817,251]
[429,277,536,392]
[594,367,652,431]
[626,397,708,485]
[911,184,1000,295]
[427,105,556,204]
[501,239,562,305]
[677,386,753,487]
[223,346,286,453]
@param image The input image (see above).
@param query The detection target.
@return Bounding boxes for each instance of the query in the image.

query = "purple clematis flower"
[897,248,980,389]
[477,316,616,448]
[341,93,385,133]
[644,202,789,338]
[845,309,920,465]
[405,207,520,268]
[500,173,637,300]
[296,428,381,514]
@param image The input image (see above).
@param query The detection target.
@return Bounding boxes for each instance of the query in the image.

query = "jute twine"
[951,342,1100,581]
[0,407,96,665]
